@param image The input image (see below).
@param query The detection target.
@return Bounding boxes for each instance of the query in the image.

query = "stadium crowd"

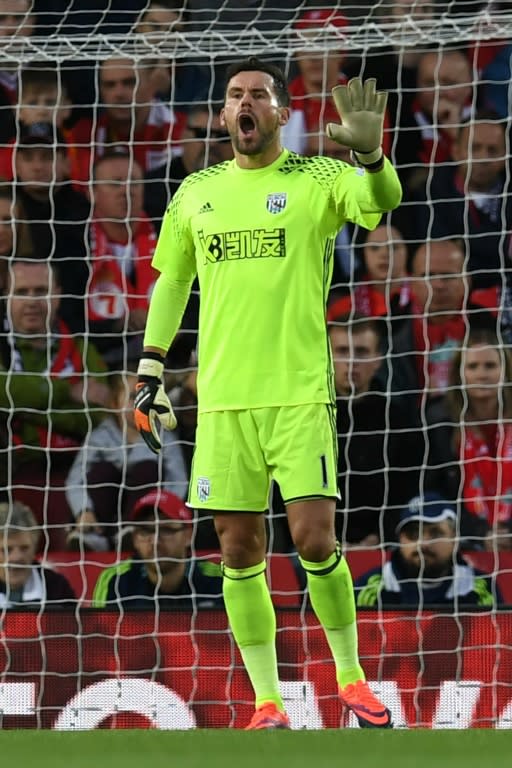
[0,0,511,608]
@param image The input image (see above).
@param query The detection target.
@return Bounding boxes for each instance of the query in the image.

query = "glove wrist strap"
[137,356,164,380]
[353,147,383,168]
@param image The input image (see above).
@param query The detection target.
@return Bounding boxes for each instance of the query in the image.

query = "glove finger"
[362,78,377,111]
[326,123,353,149]
[331,84,352,118]
[139,426,162,454]
[157,409,178,431]
[374,90,388,116]
[347,77,364,110]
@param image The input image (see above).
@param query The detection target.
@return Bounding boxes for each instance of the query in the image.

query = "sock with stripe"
[223,561,284,710]
[300,547,365,688]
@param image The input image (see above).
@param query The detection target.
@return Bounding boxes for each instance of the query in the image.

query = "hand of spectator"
[436,97,462,140]
[327,77,388,166]
[70,378,111,407]
[485,524,512,552]
[128,308,148,332]
[66,509,109,552]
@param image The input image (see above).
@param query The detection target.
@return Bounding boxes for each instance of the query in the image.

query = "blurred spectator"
[145,102,231,227]
[355,492,501,607]
[68,55,187,195]
[282,9,349,155]
[0,62,73,180]
[391,238,497,406]
[92,489,223,609]
[426,326,512,552]
[0,500,75,607]
[408,110,509,290]
[395,47,473,191]
[135,0,184,99]
[0,182,33,291]
[0,0,35,102]
[65,370,188,552]
[329,314,422,546]
[0,260,109,549]
[360,1,435,109]
[134,0,207,107]
[12,121,91,332]
[328,222,411,325]
[471,37,512,120]
[86,148,158,366]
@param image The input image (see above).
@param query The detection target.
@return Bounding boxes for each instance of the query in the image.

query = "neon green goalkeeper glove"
[134,354,177,453]
[327,77,388,167]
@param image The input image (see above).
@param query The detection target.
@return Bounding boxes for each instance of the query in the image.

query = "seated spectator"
[0,500,75,608]
[144,102,231,227]
[408,110,509,289]
[65,370,188,551]
[329,314,422,546]
[13,121,91,332]
[358,1,435,128]
[0,260,110,549]
[0,0,35,112]
[355,492,501,607]
[134,0,184,100]
[0,61,73,181]
[425,326,512,552]
[0,181,33,291]
[283,9,392,158]
[134,0,207,107]
[328,222,411,324]
[87,149,158,366]
[68,55,187,195]
[92,489,223,609]
[391,238,498,406]
[394,47,473,192]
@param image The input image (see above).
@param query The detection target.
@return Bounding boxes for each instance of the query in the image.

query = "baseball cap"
[18,122,66,148]
[130,490,192,523]
[396,492,457,534]
[294,9,348,32]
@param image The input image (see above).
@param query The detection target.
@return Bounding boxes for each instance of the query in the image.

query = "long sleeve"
[143,273,194,352]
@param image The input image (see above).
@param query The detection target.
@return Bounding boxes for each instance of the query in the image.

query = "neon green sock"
[223,561,283,710]
[299,549,365,688]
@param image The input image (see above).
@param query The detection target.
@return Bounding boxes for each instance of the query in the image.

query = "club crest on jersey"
[197,476,211,502]
[266,192,287,214]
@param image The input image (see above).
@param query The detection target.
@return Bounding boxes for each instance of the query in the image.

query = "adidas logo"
[198,202,213,214]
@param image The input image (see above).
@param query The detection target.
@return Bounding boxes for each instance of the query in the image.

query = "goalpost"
[1,0,512,730]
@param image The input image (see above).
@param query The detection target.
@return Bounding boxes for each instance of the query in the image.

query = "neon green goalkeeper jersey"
[151,149,401,412]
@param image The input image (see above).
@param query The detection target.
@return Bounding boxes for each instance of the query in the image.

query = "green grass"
[0,730,509,768]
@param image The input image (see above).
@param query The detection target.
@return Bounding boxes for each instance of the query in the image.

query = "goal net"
[1,0,512,730]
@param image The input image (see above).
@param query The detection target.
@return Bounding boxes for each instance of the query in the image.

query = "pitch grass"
[0,730,509,768]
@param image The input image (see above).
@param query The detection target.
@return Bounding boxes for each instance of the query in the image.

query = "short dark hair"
[224,57,290,107]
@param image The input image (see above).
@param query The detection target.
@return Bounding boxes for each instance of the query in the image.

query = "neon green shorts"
[188,403,339,511]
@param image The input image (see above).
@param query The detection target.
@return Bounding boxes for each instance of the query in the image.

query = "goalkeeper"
[134,57,401,730]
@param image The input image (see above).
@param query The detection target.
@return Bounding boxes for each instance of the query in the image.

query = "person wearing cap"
[92,489,223,609]
[355,492,501,608]
[12,121,91,333]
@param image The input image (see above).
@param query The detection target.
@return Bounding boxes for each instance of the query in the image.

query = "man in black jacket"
[330,315,422,546]
[355,492,501,607]
[13,122,91,332]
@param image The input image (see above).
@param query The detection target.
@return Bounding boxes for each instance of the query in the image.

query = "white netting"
[0,0,511,730]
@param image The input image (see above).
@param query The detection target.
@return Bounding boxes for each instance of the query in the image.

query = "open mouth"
[239,114,256,135]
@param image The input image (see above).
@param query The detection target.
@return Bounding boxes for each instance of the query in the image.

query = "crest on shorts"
[266,192,287,214]
[197,476,211,502]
